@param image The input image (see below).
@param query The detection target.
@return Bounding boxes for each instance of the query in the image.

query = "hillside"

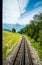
[2,30,21,58]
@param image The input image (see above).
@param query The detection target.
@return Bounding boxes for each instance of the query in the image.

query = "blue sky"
[25,0,42,12]
[3,0,42,25]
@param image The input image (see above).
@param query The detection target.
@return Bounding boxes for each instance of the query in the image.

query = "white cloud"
[16,6,42,25]
[18,0,29,13]
[3,0,29,24]
[3,0,42,25]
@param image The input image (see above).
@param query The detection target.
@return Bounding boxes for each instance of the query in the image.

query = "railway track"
[3,36,33,65]
[12,36,33,65]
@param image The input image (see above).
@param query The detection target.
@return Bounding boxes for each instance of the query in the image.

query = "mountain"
[2,23,25,32]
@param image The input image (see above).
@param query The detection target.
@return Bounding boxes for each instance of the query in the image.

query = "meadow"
[2,30,21,59]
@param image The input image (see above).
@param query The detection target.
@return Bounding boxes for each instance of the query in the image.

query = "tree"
[33,13,42,22]
[38,30,42,46]
[12,28,16,32]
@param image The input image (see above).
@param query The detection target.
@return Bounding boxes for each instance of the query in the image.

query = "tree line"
[18,13,42,46]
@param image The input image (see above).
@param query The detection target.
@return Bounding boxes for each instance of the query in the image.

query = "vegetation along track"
[3,36,34,65]
[12,36,33,65]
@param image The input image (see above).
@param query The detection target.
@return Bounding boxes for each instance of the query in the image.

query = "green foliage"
[19,13,42,46]
[38,30,42,46]
[33,32,39,41]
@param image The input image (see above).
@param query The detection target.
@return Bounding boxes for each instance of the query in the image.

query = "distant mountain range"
[2,23,26,32]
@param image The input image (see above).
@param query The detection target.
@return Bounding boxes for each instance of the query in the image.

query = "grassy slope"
[24,35,42,61]
[2,30,21,58]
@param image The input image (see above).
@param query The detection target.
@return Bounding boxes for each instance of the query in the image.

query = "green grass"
[2,30,21,59]
[24,35,42,61]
